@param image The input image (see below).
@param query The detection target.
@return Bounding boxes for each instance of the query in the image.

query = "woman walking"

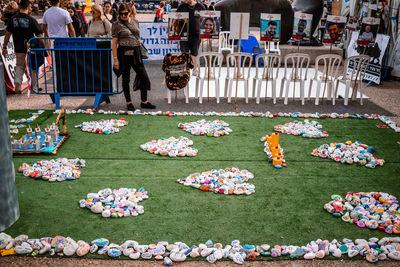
[103,1,117,24]
[87,4,112,37]
[112,3,155,111]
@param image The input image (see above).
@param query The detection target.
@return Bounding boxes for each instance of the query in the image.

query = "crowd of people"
[1,0,212,111]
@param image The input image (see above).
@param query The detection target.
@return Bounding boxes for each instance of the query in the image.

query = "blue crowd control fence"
[28,37,122,109]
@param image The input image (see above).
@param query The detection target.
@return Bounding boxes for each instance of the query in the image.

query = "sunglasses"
[120,12,129,16]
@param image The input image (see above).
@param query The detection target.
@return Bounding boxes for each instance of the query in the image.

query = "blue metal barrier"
[28,37,122,109]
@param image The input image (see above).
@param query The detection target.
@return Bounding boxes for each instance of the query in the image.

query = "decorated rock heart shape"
[177,167,255,195]
[311,141,385,168]
[178,119,232,137]
[79,187,148,218]
[324,192,400,234]
[18,158,85,182]
[140,136,198,157]
[274,119,328,138]
[75,118,128,135]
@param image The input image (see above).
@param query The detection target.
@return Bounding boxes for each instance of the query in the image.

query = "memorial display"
[168,12,189,41]
[11,110,70,154]
[324,192,400,234]
[177,167,255,195]
[260,14,281,42]
[323,15,346,44]
[140,136,198,157]
[178,120,232,136]
[198,10,221,39]
[274,120,328,138]
[260,132,286,168]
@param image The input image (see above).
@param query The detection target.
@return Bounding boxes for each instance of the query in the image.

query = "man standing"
[177,0,205,73]
[2,0,46,93]
[42,0,75,37]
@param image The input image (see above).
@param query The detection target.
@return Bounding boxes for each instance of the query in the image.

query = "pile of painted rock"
[1,234,400,263]
[59,109,400,133]
[9,110,45,135]
[18,158,85,182]
[74,118,128,134]
[140,136,198,157]
[324,192,400,234]
[274,119,328,138]
[178,119,232,137]
[176,167,255,195]
[79,187,148,218]
[311,141,385,168]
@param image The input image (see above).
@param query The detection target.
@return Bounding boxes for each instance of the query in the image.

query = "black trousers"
[121,55,150,102]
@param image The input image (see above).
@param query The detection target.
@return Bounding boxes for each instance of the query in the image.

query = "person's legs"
[15,53,27,93]
[132,61,156,109]
[121,57,133,108]
[188,36,201,72]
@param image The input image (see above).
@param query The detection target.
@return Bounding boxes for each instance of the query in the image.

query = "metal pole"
[0,62,20,231]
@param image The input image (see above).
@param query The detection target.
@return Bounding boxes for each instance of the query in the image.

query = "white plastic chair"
[225,52,253,103]
[253,54,281,104]
[166,83,189,104]
[334,55,370,105]
[264,41,281,55]
[218,31,234,54]
[308,54,342,105]
[279,53,310,105]
[194,52,223,103]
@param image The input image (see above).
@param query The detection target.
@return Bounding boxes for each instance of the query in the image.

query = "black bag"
[113,67,121,77]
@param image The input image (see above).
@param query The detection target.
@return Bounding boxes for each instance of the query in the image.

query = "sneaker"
[140,102,156,109]
[127,103,135,111]
[14,83,22,94]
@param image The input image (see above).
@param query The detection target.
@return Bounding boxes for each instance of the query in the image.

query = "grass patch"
[7,113,400,247]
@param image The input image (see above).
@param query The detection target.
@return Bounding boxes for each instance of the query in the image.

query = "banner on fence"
[139,22,179,60]
[0,36,29,88]
[347,31,390,84]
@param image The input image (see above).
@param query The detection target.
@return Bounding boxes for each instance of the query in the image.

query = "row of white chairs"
[181,52,370,106]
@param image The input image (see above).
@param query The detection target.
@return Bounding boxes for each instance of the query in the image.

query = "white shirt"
[42,7,73,37]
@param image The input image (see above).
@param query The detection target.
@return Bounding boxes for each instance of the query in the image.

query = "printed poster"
[260,13,281,42]
[168,12,189,41]
[346,16,359,31]
[357,17,380,46]
[323,15,346,44]
[198,10,220,39]
[292,12,313,40]
[347,31,390,84]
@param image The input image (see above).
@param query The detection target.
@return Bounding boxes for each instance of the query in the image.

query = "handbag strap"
[120,20,141,44]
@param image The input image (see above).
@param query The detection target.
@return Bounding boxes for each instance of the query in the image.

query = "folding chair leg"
[315,80,322,105]
[332,81,339,105]
[272,80,277,104]
[167,87,172,104]
[256,79,261,104]
[245,80,249,104]
[308,79,313,101]
[215,79,220,104]
[327,81,333,101]
[344,81,350,106]
[252,78,257,98]
[300,80,305,105]
[359,82,364,105]
[224,78,229,98]
[195,78,200,98]
[284,81,290,105]
[199,79,204,104]
[279,78,285,100]
[227,80,232,103]
[184,86,189,104]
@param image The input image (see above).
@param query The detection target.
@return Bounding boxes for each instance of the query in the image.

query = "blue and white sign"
[139,22,180,61]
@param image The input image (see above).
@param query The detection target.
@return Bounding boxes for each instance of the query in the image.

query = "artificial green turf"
[6,113,400,247]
